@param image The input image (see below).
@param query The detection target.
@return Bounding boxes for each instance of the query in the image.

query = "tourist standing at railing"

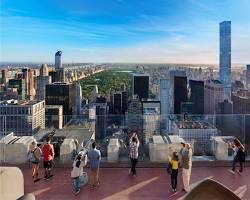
[170,152,180,192]
[229,138,245,175]
[27,140,42,183]
[42,137,55,180]
[129,132,140,176]
[71,153,88,195]
[87,141,101,189]
[181,143,192,193]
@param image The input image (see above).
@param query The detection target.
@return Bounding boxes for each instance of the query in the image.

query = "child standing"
[170,152,179,192]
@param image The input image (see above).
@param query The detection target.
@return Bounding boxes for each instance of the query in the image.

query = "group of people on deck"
[27,133,245,196]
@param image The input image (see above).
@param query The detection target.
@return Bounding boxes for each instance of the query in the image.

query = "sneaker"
[174,189,177,192]
[34,178,40,183]
[75,190,80,195]
[172,188,175,192]
[228,170,235,175]
[45,174,53,180]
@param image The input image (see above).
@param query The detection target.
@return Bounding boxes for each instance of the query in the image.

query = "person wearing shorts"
[42,137,54,180]
[28,140,42,182]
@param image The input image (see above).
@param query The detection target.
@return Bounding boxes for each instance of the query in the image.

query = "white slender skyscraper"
[219,21,231,99]
[55,51,62,69]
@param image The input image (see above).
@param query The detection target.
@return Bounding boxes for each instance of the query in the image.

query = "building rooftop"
[21,166,250,200]
[211,80,222,84]
[175,121,216,129]
[0,99,44,106]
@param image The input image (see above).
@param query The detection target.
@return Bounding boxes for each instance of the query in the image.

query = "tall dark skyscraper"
[45,82,76,117]
[113,92,122,114]
[169,70,187,114]
[219,21,231,99]
[133,74,149,100]
[121,91,128,114]
[174,76,188,114]
[95,103,108,139]
[189,80,204,114]
[246,65,250,89]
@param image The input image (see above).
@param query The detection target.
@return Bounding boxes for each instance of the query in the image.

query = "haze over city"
[1,0,250,64]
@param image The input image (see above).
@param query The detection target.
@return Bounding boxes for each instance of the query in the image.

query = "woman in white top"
[71,153,87,195]
[129,132,140,176]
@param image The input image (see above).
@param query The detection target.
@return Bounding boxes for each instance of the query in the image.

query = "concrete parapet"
[211,136,231,160]
[0,134,34,163]
[107,138,120,162]
[60,138,77,162]
[149,135,184,162]
[0,167,24,199]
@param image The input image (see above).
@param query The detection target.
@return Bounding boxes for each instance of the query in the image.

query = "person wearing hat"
[181,143,192,193]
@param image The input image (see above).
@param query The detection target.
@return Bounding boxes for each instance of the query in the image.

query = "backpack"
[27,148,37,162]
[236,148,245,163]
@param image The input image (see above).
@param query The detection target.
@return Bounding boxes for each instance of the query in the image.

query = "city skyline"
[0,0,250,64]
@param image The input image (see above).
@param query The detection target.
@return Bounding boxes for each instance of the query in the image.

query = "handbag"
[79,172,88,186]
[166,162,172,175]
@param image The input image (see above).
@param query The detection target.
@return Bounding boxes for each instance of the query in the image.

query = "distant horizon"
[1,0,250,63]
[0,61,248,67]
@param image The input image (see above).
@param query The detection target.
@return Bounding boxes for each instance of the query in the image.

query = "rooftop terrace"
[21,166,250,200]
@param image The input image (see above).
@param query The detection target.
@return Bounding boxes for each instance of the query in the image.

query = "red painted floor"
[22,167,250,200]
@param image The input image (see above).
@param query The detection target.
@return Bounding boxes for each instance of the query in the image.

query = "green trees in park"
[78,70,132,100]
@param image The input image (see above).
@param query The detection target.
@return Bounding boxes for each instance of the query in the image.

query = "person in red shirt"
[42,137,55,180]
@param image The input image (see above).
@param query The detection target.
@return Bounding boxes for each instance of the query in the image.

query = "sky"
[0,0,250,64]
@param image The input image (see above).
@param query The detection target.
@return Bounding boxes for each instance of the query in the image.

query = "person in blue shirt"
[87,141,101,189]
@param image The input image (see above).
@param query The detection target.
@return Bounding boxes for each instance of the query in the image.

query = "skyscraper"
[28,69,35,99]
[169,70,188,114]
[142,99,160,145]
[160,79,170,131]
[219,21,231,99]
[55,51,62,69]
[95,103,108,139]
[75,83,82,116]
[246,65,250,89]
[232,89,250,114]
[45,82,77,119]
[1,68,9,87]
[121,91,128,114]
[8,79,26,99]
[189,80,204,114]
[204,80,224,114]
[55,51,65,82]
[36,64,51,100]
[113,92,122,114]
[133,74,149,100]
[160,79,170,118]
[127,95,143,140]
